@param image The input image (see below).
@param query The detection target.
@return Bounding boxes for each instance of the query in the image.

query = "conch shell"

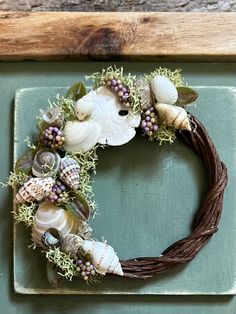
[32,149,61,178]
[74,90,96,120]
[31,201,79,246]
[59,157,80,190]
[81,240,124,276]
[15,177,55,203]
[63,119,101,153]
[151,75,178,105]
[155,103,191,131]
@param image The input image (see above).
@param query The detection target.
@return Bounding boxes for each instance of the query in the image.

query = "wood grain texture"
[1,12,236,61]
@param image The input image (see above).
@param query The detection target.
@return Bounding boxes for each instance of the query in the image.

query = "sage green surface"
[0,62,235,312]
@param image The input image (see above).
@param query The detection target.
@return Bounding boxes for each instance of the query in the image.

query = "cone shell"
[82,240,124,276]
[31,201,79,246]
[59,157,80,190]
[61,234,84,256]
[63,120,101,153]
[155,103,191,131]
[74,90,96,121]
[136,79,152,110]
[151,75,178,105]
[32,149,61,178]
[15,177,55,204]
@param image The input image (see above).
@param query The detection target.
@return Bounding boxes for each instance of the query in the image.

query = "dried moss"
[45,247,76,281]
[1,171,29,188]
[13,203,37,227]
[144,67,184,87]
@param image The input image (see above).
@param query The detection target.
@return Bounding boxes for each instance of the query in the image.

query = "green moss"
[1,171,29,188]
[45,247,76,281]
[144,67,184,87]
[13,202,37,227]
[86,66,141,114]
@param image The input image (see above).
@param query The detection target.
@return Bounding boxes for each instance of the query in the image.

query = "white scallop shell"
[32,201,79,246]
[63,119,101,153]
[15,177,55,203]
[91,86,141,146]
[82,240,124,276]
[151,75,178,105]
[74,90,96,120]
[59,157,80,190]
[155,103,191,131]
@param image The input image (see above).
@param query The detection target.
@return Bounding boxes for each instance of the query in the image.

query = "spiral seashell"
[42,228,62,248]
[63,120,101,153]
[32,149,61,178]
[136,79,152,110]
[81,240,124,276]
[151,75,178,105]
[40,106,64,127]
[155,103,191,131]
[15,177,55,204]
[74,90,96,121]
[61,234,84,257]
[31,201,79,246]
[59,157,80,190]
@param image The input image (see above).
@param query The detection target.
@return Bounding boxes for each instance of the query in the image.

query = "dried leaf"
[66,82,87,101]
[15,151,35,174]
[66,190,91,221]
[177,87,198,106]
[46,261,64,287]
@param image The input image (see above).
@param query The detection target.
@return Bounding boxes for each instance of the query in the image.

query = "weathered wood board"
[1,12,236,61]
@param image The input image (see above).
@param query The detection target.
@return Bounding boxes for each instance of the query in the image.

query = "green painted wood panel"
[0,62,236,313]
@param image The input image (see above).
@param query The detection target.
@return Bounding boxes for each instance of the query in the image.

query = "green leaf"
[15,150,35,174]
[65,190,91,221]
[176,87,198,106]
[65,82,87,101]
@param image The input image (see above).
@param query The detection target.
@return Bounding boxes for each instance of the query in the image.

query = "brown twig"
[120,113,228,279]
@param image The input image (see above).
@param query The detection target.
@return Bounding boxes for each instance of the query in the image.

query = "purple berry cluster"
[48,180,68,204]
[102,75,131,108]
[43,126,65,149]
[140,107,159,137]
[76,259,96,281]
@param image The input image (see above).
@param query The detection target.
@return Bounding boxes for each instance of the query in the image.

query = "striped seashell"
[61,233,84,257]
[151,75,178,105]
[59,157,80,190]
[81,240,124,276]
[136,79,152,110]
[155,103,191,131]
[31,201,79,246]
[15,177,55,204]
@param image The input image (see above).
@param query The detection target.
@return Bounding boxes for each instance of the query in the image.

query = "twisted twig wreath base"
[120,113,228,279]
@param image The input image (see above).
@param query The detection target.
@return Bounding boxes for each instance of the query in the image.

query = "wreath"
[5,66,228,286]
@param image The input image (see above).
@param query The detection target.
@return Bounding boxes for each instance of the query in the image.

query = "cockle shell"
[91,86,141,146]
[61,233,84,256]
[155,103,191,131]
[59,157,80,190]
[63,119,101,153]
[151,75,178,105]
[136,79,152,110]
[31,201,79,246]
[15,177,55,203]
[81,240,124,276]
[74,90,96,120]
[32,149,61,178]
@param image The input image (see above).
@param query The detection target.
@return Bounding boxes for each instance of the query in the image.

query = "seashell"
[40,106,64,127]
[15,177,55,203]
[63,119,101,153]
[59,157,80,190]
[32,200,79,246]
[61,234,84,256]
[41,228,62,248]
[91,87,141,146]
[64,191,91,221]
[155,103,191,131]
[77,221,93,240]
[151,75,178,105]
[32,149,61,178]
[81,240,124,276]
[74,90,96,120]
[136,79,152,110]
[46,261,64,287]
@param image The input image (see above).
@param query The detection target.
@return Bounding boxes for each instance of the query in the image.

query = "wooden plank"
[0,12,236,61]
